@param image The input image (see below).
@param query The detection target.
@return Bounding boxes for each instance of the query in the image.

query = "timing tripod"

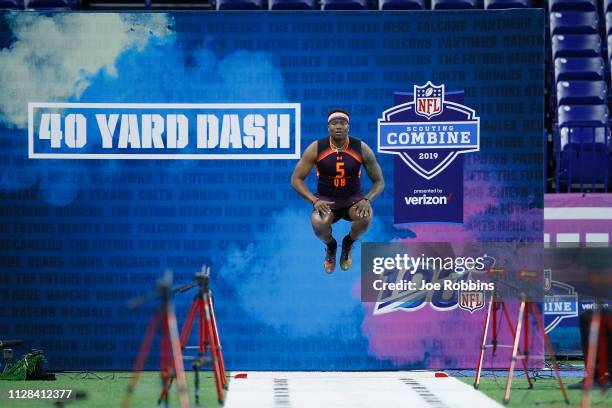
[122,271,190,408]
[474,288,535,391]
[158,266,227,406]
[580,299,610,408]
[474,269,569,405]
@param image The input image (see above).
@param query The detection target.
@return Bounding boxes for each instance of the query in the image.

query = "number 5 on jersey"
[334,162,346,187]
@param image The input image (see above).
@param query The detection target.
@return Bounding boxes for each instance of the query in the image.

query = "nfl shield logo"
[415,82,444,119]
[459,291,485,313]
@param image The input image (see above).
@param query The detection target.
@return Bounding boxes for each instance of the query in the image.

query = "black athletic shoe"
[340,240,353,271]
[324,239,337,274]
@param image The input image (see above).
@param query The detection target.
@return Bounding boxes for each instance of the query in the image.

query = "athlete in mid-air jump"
[291,109,385,273]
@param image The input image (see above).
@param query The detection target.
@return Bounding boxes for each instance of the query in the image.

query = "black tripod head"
[0,340,23,350]
[194,265,211,292]
[175,265,211,295]
[127,270,174,310]
[157,270,173,306]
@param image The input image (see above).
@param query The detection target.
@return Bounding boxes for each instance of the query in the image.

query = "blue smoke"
[218,208,393,339]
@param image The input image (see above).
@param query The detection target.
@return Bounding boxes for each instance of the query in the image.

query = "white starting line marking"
[224,372,503,408]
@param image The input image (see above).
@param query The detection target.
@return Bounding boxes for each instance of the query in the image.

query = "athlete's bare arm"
[352,142,385,218]
[291,142,334,215]
[362,142,385,201]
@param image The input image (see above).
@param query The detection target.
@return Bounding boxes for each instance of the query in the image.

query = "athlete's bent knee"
[348,207,373,224]
[354,214,372,228]
[312,211,333,225]
[311,211,333,235]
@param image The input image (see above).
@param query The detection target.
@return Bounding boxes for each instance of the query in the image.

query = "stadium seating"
[0,0,23,7]
[549,0,596,12]
[150,0,212,8]
[556,105,610,189]
[379,0,425,9]
[557,130,610,189]
[606,13,612,35]
[550,11,598,35]
[431,0,477,8]
[551,34,601,58]
[547,0,611,191]
[484,0,532,9]
[484,0,531,8]
[216,0,262,9]
[558,105,609,127]
[269,0,315,9]
[554,57,605,81]
[25,0,77,7]
[321,0,368,9]
[559,125,609,146]
[556,81,607,105]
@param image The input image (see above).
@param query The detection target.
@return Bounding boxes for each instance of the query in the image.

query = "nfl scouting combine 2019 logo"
[377,82,480,224]
[543,269,578,334]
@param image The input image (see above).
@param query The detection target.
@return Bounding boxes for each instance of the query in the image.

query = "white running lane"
[224,371,503,408]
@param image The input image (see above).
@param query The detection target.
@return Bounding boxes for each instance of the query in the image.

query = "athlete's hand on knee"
[353,199,371,218]
[313,199,334,216]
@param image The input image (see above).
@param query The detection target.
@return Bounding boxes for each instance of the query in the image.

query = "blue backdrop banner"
[0,10,543,370]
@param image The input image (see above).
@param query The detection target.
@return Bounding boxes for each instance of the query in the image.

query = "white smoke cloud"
[0,13,174,128]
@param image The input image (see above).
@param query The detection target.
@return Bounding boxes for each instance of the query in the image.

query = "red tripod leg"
[530,303,569,404]
[122,314,159,408]
[159,296,200,403]
[474,293,494,389]
[524,302,530,362]
[596,326,607,388]
[167,306,190,408]
[503,300,526,405]
[204,295,225,404]
[492,299,498,354]
[208,293,228,388]
[200,298,206,354]
[160,318,175,407]
[181,298,199,348]
[597,330,609,388]
[581,310,601,408]
[501,303,534,388]
[158,319,174,404]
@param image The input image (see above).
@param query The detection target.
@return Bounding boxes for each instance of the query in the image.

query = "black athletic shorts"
[314,192,366,223]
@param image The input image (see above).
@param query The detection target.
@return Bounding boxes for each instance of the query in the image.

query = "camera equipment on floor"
[0,348,55,381]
